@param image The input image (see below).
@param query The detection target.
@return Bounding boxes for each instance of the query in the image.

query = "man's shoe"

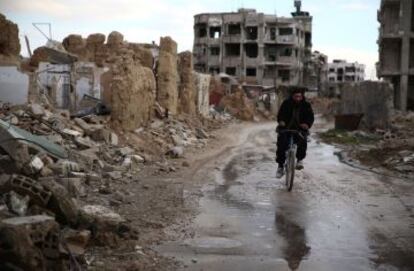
[276,166,285,178]
[296,160,304,170]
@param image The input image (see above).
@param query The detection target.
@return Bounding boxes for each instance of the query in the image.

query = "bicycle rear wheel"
[285,149,296,191]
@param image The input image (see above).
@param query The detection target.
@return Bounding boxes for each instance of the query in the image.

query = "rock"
[118,147,134,157]
[62,129,83,138]
[106,171,122,180]
[28,104,45,117]
[4,191,30,216]
[130,155,145,163]
[74,137,96,149]
[167,146,184,158]
[28,156,44,173]
[81,205,125,225]
[182,161,190,167]
[56,178,85,198]
[110,132,119,146]
[195,128,209,139]
[61,229,91,256]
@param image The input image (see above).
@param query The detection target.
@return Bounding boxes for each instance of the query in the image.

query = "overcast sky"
[0,0,380,79]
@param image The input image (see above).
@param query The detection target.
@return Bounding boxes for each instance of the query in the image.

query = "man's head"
[291,87,305,103]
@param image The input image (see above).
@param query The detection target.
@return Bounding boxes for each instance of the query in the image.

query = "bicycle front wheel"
[285,149,295,191]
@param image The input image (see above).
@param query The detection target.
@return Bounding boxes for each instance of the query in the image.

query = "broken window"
[329,68,335,73]
[245,27,258,40]
[279,28,293,36]
[226,67,237,76]
[210,47,220,56]
[337,68,344,75]
[345,66,356,73]
[225,43,240,56]
[246,68,257,77]
[195,23,207,38]
[280,48,293,57]
[265,45,278,61]
[410,39,414,68]
[228,24,241,35]
[329,77,335,82]
[337,76,343,82]
[270,28,276,40]
[194,64,206,73]
[279,69,290,82]
[245,43,258,58]
[264,66,277,78]
[305,32,311,47]
[209,67,220,74]
[210,27,222,39]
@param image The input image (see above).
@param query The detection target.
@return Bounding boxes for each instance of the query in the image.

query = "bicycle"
[277,129,305,192]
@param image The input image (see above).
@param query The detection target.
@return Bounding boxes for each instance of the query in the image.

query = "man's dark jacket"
[277,98,315,130]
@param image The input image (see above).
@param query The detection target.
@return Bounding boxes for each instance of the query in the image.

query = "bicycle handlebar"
[277,129,306,139]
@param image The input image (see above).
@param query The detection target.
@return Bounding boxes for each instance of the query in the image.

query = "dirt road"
[158,118,414,271]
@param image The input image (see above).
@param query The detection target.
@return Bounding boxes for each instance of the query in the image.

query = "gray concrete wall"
[0,66,29,105]
[339,81,394,129]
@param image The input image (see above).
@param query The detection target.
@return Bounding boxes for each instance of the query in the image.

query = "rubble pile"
[0,101,224,270]
[0,14,20,59]
[219,87,256,121]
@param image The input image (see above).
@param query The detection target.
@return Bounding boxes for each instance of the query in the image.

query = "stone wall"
[157,37,179,115]
[0,14,20,58]
[178,51,196,115]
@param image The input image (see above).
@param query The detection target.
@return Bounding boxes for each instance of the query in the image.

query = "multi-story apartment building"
[377,0,414,111]
[192,1,312,88]
[328,60,365,83]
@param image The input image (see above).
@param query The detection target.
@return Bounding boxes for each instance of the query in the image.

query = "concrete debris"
[0,14,233,270]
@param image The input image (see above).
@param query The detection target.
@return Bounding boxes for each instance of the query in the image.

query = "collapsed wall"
[108,61,156,131]
[178,51,196,115]
[0,14,20,58]
[339,81,394,129]
[157,37,179,115]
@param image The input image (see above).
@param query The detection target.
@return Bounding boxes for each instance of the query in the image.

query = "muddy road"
[158,119,414,271]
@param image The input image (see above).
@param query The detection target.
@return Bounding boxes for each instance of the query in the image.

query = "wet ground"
[158,119,414,271]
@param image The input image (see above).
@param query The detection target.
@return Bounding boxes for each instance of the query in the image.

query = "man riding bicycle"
[276,87,315,178]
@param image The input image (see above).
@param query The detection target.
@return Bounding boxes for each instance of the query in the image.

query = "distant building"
[304,51,328,93]
[328,60,365,83]
[192,1,313,88]
[377,0,413,111]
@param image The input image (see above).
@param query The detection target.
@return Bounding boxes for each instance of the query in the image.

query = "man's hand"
[300,123,309,130]
[279,121,286,127]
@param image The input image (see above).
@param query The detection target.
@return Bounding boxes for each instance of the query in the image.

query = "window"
[194,64,206,73]
[226,67,237,76]
[280,48,293,57]
[195,23,207,38]
[209,67,220,74]
[279,28,293,35]
[225,43,240,56]
[337,76,343,82]
[210,27,222,39]
[245,27,258,40]
[345,66,356,73]
[245,43,258,58]
[329,68,335,73]
[246,68,257,77]
[210,47,220,56]
[228,24,241,35]
[270,28,276,40]
[279,70,290,82]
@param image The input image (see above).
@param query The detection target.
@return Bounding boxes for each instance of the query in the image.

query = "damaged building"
[193,1,313,88]
[377,0,414,111]
[327,59,365,97]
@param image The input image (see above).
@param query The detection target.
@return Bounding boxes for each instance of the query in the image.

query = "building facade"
[193,4,312,88]
[377,0,414,111]
[328,60,365,83]
[304,51,328,92]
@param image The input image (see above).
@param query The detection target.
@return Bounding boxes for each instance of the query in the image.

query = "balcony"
[276,35,298,45]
